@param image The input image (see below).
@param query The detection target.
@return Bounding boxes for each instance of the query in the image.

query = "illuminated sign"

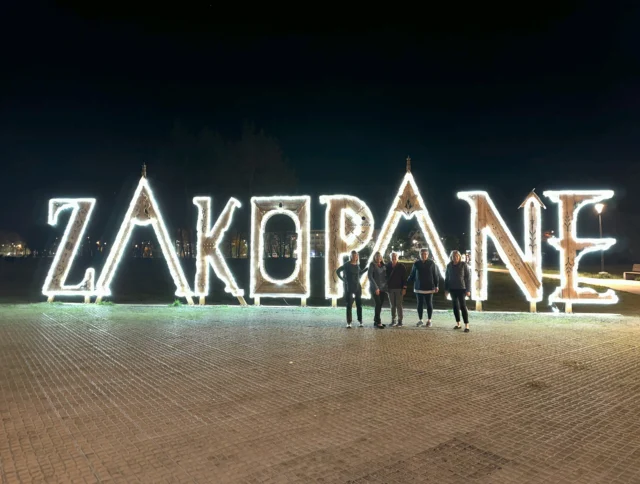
[43,163,617,312]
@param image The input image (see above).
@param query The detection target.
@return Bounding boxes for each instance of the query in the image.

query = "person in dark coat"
[368,251,388,329]
[408,248,441,327]
[445,250,472,332]
[386,251,408,327]
[336,250,368,328]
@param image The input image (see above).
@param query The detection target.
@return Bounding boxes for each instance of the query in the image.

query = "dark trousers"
[416,293,434,320]
[450,289,469,325]
[371,290,387,323]
[345,287,363,323]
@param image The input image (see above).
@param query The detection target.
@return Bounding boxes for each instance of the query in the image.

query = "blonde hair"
[373,251,383,263]
[449,250,462,262]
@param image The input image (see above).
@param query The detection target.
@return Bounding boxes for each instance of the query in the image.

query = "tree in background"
[164,121,298,258]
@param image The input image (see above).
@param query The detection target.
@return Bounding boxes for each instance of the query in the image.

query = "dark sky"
[2,2,639,252]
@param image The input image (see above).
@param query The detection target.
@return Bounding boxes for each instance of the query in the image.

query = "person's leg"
[426,293,434,326]
[355,289,363,325]
[459,291,470,331]
[373,292,382,323]
[397,290,404,325]
[452,290,462,328]
[389,290,398,324]
[416,293,424,325]
[345,291,354,326]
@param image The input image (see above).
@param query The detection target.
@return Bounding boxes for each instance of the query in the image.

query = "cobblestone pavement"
[1,304,640,483]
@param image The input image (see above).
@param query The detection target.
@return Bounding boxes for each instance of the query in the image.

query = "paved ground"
[1,304,640,483]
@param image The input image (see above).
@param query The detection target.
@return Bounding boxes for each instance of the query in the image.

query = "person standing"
[408,248,440,327]
[386,251,408,327]
[336,250,368,328]
[368,251,388,329]
[445,250,471,332]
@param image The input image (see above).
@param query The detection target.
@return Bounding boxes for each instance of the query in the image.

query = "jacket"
[368,262,388,292]
[336,261,367,291]
[385,261,408,290]
[445,261,471,292]
[408,259,440,293]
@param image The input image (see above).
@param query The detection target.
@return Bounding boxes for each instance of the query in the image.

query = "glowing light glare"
[457,191,543,303]
[595,203,605,215]
[95,177,194,305]
[361,172,447,297]
[249,196,311,299]
[42,198,97,298]
[319,195,374,299]
[543,190,618,306]
[193,197,245,299]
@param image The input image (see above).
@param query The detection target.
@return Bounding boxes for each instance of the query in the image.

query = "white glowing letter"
[457,191,544,305]
[319,195,374,300]
[250,196,311,301]
[543,190,617,310]
[42,198,97,301]
[193,197,246,304]
[95,176,194,305]
[362,164,447,296]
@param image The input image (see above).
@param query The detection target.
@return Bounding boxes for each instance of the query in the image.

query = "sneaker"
[358,321,363,328]
[346,323,352,328]
[416,320,424,327]
[390,320,397,327]
[396,322,403,327]
[464,328,470,333]
[453,325,461,330]
[374,323,385,329]
[426,321,432,328]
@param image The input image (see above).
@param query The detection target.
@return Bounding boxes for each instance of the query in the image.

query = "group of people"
[336,248,471,332]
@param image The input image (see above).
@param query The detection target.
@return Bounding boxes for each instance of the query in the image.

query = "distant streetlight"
[595,203,606,274]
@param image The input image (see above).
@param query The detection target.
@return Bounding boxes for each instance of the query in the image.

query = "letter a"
[193,197,246,305]
[362,162,447,296]
[543,190,618,312]
[95,174,194,305]
[42,198,97,302]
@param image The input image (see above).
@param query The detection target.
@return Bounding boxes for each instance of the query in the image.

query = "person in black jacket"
[336,250,368,328]
[445,250,472,332]
[368,251,388,329]
[407,248,440,327]
[386,251,408,327]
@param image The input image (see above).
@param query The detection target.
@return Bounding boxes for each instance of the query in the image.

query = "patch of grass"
[95,300,115,306]
[169,299,183,307]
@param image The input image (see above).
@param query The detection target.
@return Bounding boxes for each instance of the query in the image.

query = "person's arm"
[336,263,345,281]
[407,262,416,284]
[401,265,408,289]
[433,263,440,290]
[444,264,451,293]
[368,263,379,291]
[464,263,471,294]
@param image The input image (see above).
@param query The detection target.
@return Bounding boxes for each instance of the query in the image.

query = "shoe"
[358,321,363,328]
[416,321,424,327]
[426,321,432,328]
[396,322,403,327]
[374,323,385,329]
[346,323,352,328]
[464,328,470,333]
[453,325,461,330]
[390,320,397,327]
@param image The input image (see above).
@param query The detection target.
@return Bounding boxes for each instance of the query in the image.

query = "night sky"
[2,2,639,256]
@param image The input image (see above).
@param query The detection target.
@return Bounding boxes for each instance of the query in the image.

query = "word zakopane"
[43,166,616,313]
